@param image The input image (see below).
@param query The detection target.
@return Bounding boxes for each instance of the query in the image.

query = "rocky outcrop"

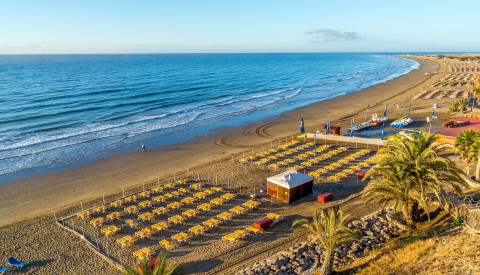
[236,208,401,275]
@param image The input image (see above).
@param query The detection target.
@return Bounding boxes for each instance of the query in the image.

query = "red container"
[317,193,332,203]
[357,170,367,179]
[254,217,273,229]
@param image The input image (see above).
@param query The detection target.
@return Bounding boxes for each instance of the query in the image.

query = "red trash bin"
[254,217,273,229]
[318,193,332,203]
[357,170,367,179]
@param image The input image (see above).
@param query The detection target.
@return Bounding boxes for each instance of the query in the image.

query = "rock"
[293,246,305,254]
[348,251,358,259]
[294,266,305,274]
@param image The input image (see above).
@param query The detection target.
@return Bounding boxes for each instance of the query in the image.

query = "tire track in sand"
[214,121,286,148]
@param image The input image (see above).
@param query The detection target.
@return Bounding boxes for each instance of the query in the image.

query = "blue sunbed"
[8,257,27,267]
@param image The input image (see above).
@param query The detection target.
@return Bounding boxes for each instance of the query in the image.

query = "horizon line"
[0,51,476,56]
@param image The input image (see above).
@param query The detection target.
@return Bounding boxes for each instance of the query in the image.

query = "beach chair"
[8,257,27,267]
[0,267,9,273]
[222,235,235,242]
[77,210,93,218]
[125,219,138,227]
[141,247,155,257]
[153,195,165,203]
[135,230,148,239]
[117,236,128,246]
[125,205,139,213]
[152,223,163,232]
[142,228,154,237]
[235,229,248,239]
[160,239,174,249]
[90,217,106,227]
[267,213,283,224]
[247,226,261,234]
[195,225,205,234]
[171,234,182,243]
[227,233,239,242]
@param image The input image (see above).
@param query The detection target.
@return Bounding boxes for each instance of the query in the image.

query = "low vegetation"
[119,252,183,275]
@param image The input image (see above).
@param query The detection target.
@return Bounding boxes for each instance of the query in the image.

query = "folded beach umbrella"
[350,118,354,137]
[432,103,435,117]
[381,119,385,140]
[408,102,411,118]
[384,103,388,117]
[326,116,330,135]
[300,116,305,133]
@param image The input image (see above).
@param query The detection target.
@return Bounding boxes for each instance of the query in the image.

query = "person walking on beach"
[141,144,146,152]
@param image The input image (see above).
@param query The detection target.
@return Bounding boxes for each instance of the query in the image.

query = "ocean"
[0,53,419,182]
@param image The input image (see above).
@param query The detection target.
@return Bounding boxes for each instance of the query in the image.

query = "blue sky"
[1,0,479,54]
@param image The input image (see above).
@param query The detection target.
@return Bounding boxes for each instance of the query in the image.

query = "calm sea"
[0,53,418,182]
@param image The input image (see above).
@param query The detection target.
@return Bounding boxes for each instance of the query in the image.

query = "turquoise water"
[0,53,418,180]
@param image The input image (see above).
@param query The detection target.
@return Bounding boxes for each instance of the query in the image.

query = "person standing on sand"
[141,144,146,152]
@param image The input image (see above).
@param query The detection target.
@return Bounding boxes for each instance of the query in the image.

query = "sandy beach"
[4,54,480,274]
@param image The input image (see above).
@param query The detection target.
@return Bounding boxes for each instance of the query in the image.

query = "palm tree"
[449,101,459,112]
[458,98,469,112]
[292,207,360,275]
[455,129,480,162]
[119,252,183,275]
[364,130,469,227]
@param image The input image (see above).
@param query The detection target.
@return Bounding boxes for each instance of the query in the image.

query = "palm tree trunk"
[320,250,335,275]
[402,204,413,227]
[476,151,480,181]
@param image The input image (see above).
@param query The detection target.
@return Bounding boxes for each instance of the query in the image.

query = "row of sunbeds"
[222,213,282,242]
[280,146,350,171]
[129,199,261,259]
[240,140,301,162]
[115,193,241,246]
[77,178,191,219]
[255,144,332,167]
[326,154,379,182]
[89,186,223,228]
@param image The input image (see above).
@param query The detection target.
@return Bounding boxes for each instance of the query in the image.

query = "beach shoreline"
[0,55,439,228]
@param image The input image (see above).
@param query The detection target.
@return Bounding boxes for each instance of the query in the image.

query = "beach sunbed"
[160,239,174,249]
[8,257,27,267]
[247,226,261,234]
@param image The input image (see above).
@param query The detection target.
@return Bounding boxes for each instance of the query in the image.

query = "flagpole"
[381,120,385,140]
[365,102,369,120]
[350,118,354,138]
[408,102,411,118]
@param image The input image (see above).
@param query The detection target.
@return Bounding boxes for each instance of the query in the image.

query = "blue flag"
[300,116,305,133]
[381,119,386,140]
[326,116,330,135]
[365,102,370,120]
[408,102,411,118]
[384,103,388,117]
[350,118,354,137]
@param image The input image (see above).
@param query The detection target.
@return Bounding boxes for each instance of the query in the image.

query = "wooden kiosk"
[267,170,313,203]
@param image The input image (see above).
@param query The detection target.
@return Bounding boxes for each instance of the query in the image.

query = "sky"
[1,0,479,54]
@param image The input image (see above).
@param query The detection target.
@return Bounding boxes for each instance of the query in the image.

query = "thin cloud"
[305,28,364,42]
